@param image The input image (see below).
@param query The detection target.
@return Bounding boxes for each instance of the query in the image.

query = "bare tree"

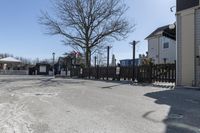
[39,0,134,67]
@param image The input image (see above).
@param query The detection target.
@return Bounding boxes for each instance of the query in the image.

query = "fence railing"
[74,64,176,83]
[0,70,28,75]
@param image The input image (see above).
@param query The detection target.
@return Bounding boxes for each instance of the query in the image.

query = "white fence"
[0,70,28,75]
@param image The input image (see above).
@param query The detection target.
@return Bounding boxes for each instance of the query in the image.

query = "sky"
[0,0,176,62]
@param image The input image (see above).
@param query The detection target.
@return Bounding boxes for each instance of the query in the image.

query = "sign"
[39,66,46,73]
[61,71,66,76]
[67,70,71,76]
[80,68,83,74]
[116,67,120,75]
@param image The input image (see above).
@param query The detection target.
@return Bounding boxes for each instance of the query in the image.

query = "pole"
[52,52,55,77]
[132,41,136,81]
[107,46,110,80]
[94,56,97,79]
[94,56,97,67]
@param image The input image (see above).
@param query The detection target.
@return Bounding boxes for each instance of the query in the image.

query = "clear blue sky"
[0,0,176,61]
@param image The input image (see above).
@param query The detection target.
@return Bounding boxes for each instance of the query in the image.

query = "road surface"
[0,76,199,133]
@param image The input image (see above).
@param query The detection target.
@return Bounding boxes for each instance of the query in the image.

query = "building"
[55,51,85,76]
[35,63,51,75]
[55,56,74,75]
[56,57,67,74]
[120,59,140,67]
[176,0,200,86]
[146,25,176,64]
[0,57,22,70]
[0,57,29,75]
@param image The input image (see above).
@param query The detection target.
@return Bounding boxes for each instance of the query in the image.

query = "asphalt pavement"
[0,75,199,133]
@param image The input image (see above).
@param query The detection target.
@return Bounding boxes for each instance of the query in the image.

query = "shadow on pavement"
[144,89,200,133]
[0,76,86,90]
[101,84,122,89]
[95,79,175,89]
[131,83,175,89]
[36,78,85,87]
[0,76,50,84]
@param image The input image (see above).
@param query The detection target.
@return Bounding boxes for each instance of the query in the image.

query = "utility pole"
[94,56,97,67]
[130,41,139,82]
[107,46,110,80]
[132,41,136,81]
[52,52,55,77]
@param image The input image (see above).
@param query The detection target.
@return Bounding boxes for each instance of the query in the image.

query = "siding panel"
[195,9,200,85]
[176,15,182,85]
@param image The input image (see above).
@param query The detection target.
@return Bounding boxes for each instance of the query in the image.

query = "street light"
[52,52,55,77]
[169,6,176,30]
[170,6,176,12]
[130,40,140,82]
[169,24,176,29]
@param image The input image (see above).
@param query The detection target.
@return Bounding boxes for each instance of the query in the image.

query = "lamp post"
[170,6,176,12]
[130,41,140,82]
[52,52,55,77]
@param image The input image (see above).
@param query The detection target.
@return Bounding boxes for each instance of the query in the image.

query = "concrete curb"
[175,86,200,91]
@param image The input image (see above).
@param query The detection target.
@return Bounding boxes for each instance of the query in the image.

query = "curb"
[175,86,200,91]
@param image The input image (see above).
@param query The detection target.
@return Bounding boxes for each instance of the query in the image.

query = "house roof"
[145,25,176,40]
[0,57,21,63]
[177,0,199,12]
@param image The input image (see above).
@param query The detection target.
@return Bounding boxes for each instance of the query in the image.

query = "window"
[121,61,126,66]
[163,42,169,49]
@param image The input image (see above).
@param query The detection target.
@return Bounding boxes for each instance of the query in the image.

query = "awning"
[0,57,22,63]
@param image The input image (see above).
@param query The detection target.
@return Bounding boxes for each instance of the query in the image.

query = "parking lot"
[0,75,199,133]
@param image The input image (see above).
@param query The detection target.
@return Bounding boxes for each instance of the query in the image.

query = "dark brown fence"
[73,64,176,83]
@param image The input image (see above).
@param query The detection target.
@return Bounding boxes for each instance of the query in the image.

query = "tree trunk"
[85,48,91,68]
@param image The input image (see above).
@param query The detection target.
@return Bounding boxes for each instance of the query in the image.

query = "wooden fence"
[73,64,176,83]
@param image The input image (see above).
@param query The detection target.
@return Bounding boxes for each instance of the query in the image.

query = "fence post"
[88,67,91,79]
[96,65,99,79]
[137,66,140,82]
[149,64,153,83]
[174,62,176,84]
[80,67,84,78]
[70,67,73,78]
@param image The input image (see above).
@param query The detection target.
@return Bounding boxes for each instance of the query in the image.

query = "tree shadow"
[0,76,50,84]
[0,76,86,90]
[144,89,200,133]
[35,78,85,87]
[77,78,131,89]
[101,84,122,89]
[131,83,175,89]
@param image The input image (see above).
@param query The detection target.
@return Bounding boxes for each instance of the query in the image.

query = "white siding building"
[146,25,176,64]
[176,0,200,86]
